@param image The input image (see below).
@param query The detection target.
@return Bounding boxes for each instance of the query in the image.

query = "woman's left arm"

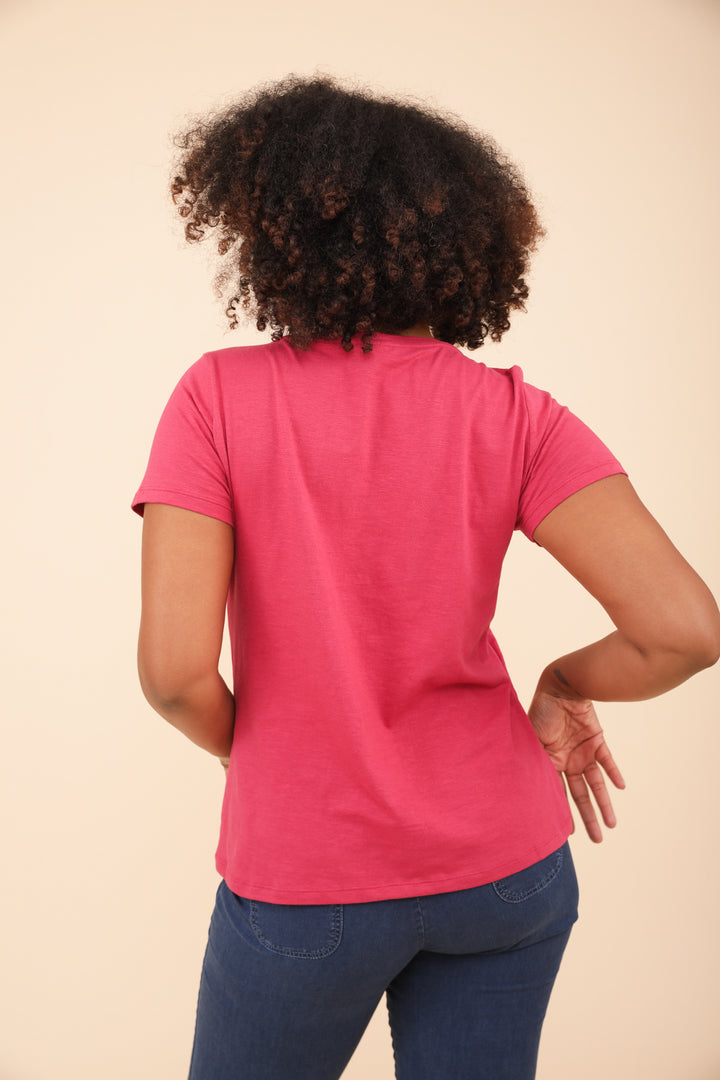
[137,503,235,758]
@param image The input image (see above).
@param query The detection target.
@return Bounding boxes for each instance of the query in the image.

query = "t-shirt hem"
[520,462,627,543]
[215,825,573,904]
[131,487,234,526]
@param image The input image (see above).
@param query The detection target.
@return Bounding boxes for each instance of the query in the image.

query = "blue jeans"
[187,841,578,1080]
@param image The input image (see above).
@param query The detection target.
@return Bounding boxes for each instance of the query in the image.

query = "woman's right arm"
[528,473,720,840]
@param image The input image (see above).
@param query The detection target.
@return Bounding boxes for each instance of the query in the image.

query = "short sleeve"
[515,380,626,543]
[131,355,234,526]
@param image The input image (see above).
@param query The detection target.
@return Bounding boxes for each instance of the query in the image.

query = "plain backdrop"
[1,0,719,1077]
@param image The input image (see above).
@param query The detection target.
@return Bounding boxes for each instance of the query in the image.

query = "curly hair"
[170,73,545,353]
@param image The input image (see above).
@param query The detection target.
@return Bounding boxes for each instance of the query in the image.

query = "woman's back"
[132,330,624,901]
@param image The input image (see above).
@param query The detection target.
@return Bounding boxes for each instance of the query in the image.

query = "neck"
[383,322,433,338]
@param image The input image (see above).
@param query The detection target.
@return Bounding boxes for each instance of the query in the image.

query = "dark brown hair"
[170,73,545,352]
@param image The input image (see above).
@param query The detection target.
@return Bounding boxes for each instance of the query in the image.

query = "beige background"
[2,0,719,1076]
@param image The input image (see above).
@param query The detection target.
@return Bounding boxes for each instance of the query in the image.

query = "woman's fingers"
[595,740,626,789]
[558,773,577,835]
[566,750,623,842]
[585,761,617,829]
[566,771,603,843]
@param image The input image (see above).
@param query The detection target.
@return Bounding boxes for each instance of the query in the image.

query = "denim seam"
[491,849,564,904]
[414,897,426,948]
[248,901,344,959]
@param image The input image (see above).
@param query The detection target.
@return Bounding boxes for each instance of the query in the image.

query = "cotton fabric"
[131,331,625,903]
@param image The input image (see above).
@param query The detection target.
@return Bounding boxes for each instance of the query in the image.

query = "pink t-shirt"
[132,331,625,903]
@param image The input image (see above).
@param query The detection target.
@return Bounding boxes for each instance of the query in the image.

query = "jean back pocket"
[492,844,566,904]
[249,900,344,959]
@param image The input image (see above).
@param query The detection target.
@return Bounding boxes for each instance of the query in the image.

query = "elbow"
[137,633,202,710]
[656,613,720,676]
[137,651,222,714]
[137,664,177,714]
[137,652,189,713]
[691,619,720,671]
[626,604,720,682]
[689,598,720,670]
[680,641,720,679]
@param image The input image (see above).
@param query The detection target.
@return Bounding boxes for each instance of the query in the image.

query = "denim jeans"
[187,841,578,1080]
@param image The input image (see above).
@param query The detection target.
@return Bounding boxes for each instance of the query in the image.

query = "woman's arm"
[533,474,720,701]
[137,503,235,759]
[528,474,720,840]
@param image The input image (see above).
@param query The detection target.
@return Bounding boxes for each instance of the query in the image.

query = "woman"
[131,74,720,1080]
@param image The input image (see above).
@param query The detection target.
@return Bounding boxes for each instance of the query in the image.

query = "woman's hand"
[528,672,626,843]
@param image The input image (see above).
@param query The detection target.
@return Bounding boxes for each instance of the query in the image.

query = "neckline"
[292,331,450,351]
[371,331,437,344]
